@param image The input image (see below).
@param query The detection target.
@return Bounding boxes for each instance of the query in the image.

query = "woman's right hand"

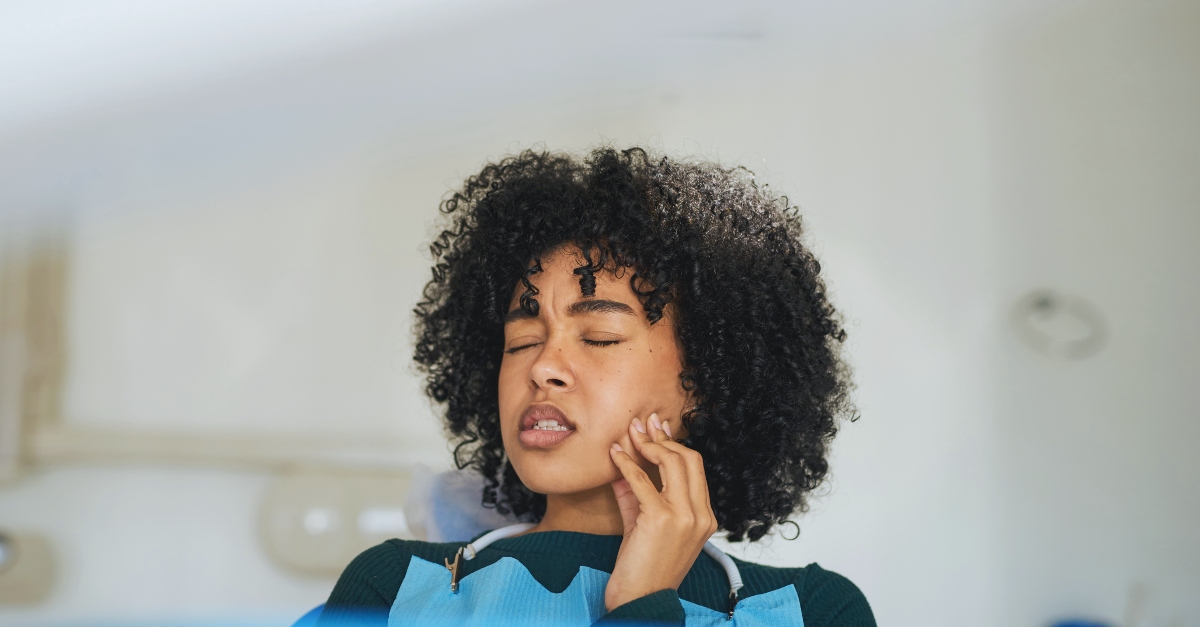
[604,413,717,612]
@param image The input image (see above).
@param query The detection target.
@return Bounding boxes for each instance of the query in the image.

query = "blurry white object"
[259,466,519,575]
[259,469,414,576]
[357,506,411,536]
[1010,289,1107,360]
[0,530,55,604]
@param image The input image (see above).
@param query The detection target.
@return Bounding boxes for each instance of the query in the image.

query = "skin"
[498,245,718,611]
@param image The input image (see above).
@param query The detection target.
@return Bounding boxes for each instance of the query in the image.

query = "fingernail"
[649,413,663,433]
[663,421,674,439]
[611,443,623,452]
[632,418,646,434]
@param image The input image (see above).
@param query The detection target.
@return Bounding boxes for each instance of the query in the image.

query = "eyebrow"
[504,298,636,323]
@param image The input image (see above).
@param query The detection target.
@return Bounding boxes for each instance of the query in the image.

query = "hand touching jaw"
[606,413,716,611]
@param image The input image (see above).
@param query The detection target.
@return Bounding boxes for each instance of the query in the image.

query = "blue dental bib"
[387,555,804,627]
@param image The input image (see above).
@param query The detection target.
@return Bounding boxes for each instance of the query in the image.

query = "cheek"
[497,359,525,420]
[641,337,688,405]
[590,346,682,417]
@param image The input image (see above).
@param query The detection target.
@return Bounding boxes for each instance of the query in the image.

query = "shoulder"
[720,558,873,627]
[319,539,473,626]
[324,539,464,609]
[725,555,805,596]
[340,539,466,588]
[791,563,876,627]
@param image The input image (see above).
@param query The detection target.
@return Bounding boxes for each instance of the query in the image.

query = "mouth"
[518,404,576,449]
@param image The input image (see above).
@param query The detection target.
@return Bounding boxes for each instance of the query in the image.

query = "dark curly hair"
[413,146,854,542]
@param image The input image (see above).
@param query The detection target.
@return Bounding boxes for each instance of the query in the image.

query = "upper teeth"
[533,419,569,431]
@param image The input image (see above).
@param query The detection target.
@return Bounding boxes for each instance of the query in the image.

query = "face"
[498,245,691,496]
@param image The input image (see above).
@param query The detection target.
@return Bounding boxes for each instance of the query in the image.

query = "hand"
[605,413,718,612]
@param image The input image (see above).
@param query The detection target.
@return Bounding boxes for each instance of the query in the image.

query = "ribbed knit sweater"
[316,531,874,626]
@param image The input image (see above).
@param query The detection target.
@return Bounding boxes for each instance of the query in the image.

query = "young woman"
[316,147,873,626]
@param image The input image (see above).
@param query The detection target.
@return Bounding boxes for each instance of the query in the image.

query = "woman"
[316,147,873,626]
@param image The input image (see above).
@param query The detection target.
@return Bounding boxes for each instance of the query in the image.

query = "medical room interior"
[0,0,1197,625]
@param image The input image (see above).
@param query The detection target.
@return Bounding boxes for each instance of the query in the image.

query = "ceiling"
[0,0,985,209]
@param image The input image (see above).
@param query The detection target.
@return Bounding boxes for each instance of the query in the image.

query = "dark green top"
[317,531,874,626]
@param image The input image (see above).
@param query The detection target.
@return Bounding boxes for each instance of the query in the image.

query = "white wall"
[988,1,1200,624]
[0,0,1196,625]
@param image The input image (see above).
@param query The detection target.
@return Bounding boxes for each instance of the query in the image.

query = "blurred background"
[0,0,1197,625]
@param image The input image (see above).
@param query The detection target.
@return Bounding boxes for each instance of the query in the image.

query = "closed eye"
[504,338,621,354]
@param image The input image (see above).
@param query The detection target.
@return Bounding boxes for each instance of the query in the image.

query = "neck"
[526,484,624,536]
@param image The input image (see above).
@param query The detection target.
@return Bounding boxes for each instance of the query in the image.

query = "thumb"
[610,477,640,535]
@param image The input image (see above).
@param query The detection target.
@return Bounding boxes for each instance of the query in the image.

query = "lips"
[520,404,576,431]
[518,404,576,449]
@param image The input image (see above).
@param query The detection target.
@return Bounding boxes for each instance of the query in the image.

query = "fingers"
[609,477,640,535]
[609,443,665,510]
[659,439,714,517]
[654,416,707,505]
[648,414,672,443]
[629,415,690,506]
[619,414,718,542]
[637,414,716,533]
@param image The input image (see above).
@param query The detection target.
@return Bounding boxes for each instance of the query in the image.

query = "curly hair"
[413,146,854,542]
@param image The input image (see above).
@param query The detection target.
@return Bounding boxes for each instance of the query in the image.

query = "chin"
[512,458,615,496]
[524,479,612,496]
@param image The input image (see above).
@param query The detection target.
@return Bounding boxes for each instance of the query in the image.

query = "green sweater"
[317,531,874,626]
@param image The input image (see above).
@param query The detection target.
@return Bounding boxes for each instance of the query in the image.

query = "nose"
[529,338,575,392]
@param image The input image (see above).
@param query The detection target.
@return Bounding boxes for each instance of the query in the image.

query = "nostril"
[548,378,566,387]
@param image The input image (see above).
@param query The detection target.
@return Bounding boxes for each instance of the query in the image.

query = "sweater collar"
[484,529,624,558]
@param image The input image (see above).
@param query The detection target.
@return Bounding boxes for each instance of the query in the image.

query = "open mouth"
[518,404,576,448]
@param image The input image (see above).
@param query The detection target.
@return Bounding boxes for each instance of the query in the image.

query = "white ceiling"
[0,0,502,132]
[0,0,983,209]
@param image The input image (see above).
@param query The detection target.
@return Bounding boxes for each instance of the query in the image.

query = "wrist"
[598,589,686,626]
[605,584,674,612]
